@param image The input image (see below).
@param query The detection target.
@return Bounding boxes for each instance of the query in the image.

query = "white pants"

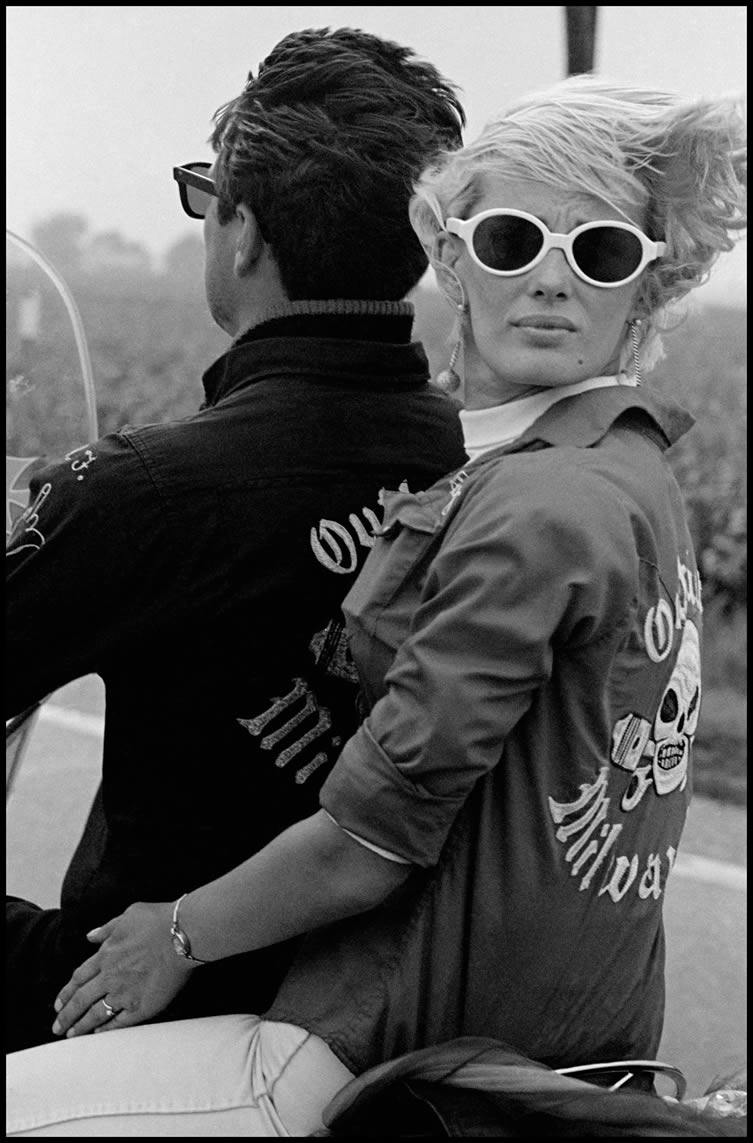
[6,1015,354,1137]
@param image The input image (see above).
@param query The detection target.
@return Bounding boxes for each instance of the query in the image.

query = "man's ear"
[233,203,265,277]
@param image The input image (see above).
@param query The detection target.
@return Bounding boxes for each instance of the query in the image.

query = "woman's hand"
[52,901,197,1038]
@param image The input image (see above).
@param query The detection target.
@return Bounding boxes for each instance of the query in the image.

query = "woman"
[7,76,746,1137]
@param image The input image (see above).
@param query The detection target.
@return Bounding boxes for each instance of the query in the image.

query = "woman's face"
[447,175,646,408]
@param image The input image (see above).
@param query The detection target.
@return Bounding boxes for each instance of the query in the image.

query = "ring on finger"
[101,999,119,1018]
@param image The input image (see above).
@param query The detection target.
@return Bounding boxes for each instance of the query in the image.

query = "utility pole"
[565,6,598,75]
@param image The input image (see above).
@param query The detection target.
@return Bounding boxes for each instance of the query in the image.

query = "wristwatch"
[170,893,209,964]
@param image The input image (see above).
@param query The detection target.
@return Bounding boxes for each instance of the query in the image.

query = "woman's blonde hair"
[410,75,746,371]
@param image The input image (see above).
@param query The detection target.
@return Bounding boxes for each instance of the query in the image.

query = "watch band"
[170,893,209,964]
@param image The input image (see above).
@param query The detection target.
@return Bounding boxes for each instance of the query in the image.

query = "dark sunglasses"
[446,208,666,288]
[173,162,218,219]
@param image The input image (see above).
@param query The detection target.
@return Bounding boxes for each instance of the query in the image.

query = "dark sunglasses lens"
[573,227,643,283]
[473,215,544,271]
[185,186,211,218]
[181,165,213,219]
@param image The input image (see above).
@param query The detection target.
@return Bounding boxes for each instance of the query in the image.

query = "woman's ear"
[434,230,461,273]
[233,203,265,277]
[432,232,466,307]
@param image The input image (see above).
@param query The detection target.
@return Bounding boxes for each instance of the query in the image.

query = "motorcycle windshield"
[6,230,98,538]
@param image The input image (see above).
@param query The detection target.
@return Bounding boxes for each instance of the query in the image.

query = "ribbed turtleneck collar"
[199,300,425,408]
[233,297,414,346]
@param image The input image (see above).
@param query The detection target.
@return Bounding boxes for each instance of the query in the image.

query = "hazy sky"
[6,5,747,301]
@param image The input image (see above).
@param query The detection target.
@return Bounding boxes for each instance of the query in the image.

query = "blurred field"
[6,266,747,804]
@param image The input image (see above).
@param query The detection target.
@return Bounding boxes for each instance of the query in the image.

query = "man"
[6,26,466,1052]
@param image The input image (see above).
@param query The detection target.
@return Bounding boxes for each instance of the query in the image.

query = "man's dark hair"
[209,27,465,300]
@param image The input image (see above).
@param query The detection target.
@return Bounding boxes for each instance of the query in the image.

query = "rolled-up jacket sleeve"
[320,464,637,866]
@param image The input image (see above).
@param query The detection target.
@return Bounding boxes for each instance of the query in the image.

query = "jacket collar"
[379,386,694,537]
[498,385,694,455]
[200,305,420,407]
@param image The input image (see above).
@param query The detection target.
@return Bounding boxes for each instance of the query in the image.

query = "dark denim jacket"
[5,312,466,1015]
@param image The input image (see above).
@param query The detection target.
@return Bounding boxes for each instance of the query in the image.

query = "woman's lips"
[513,315,577,331]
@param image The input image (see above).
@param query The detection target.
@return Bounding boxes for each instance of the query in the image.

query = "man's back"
[6,309,465,1025]
[6,21,466,1054]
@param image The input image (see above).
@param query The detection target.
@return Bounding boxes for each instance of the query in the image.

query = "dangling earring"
[436,299,467,394]
[630,319,642,387]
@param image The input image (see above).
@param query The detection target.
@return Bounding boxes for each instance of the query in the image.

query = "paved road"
[6,677,746,1100]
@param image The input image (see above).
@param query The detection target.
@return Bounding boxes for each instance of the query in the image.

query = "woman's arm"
[177,808,412,961]
[53,809,411,1037]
